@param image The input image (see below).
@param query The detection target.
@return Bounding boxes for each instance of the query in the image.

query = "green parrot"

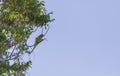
[30,34,44,53]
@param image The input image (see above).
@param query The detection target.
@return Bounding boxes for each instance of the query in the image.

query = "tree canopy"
[0,0,53,75]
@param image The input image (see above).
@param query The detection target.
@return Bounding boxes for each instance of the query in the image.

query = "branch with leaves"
[0,0,54,75]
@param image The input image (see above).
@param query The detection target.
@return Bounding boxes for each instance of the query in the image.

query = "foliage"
[0,0,53,75]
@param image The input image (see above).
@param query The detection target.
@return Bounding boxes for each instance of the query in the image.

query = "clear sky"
[28,0,120,76]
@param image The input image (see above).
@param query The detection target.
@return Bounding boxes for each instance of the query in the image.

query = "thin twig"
[8,45,16,59]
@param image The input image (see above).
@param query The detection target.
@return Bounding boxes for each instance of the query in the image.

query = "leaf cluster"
[0,0,53,75]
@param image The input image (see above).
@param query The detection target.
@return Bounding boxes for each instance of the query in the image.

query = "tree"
[0,0,53,75]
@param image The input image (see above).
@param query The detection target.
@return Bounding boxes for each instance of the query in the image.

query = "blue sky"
[29,0,120,76]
